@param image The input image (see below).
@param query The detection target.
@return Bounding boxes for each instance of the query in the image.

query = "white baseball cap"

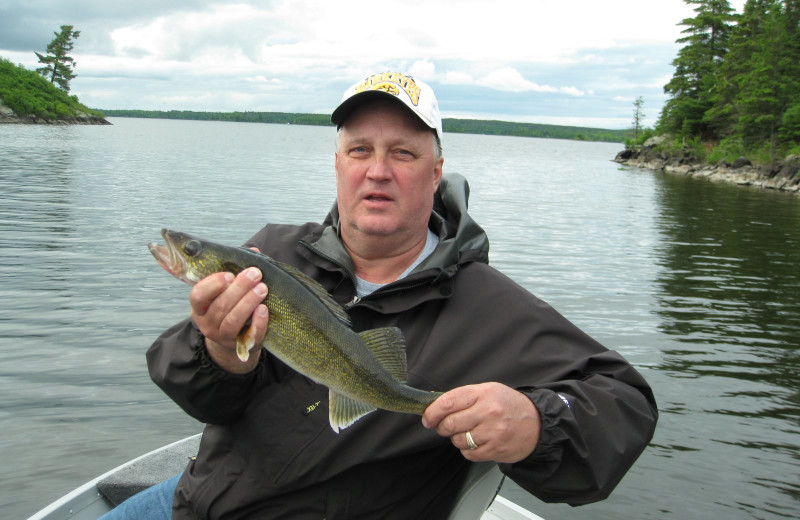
[331,72,442,142]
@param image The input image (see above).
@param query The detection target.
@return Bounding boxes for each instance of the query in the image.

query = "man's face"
[335,99,443,249]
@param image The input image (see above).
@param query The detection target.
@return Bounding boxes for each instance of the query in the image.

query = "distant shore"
[99,109,627,143]
[614,142,800,195]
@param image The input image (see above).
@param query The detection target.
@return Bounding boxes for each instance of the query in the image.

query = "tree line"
[101,109,627,143]
[654,0,800,162]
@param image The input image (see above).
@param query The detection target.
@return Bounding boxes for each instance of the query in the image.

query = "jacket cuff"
[188,320,266,381]
[500,388,572,470]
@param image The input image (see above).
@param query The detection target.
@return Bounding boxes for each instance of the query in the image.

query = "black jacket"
[147,174,658,519]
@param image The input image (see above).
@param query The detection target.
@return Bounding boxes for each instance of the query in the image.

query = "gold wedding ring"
[465,430,478,450]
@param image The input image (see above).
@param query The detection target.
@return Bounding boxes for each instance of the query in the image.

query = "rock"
[643,135,668,148]
[731,157,752,169]
[613,142,799,196]
[616,149,635,161]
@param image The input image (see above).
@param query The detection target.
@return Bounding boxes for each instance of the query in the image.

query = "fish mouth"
[148,229,191,284]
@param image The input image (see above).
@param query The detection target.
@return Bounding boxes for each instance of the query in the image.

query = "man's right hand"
[189,266,269,374]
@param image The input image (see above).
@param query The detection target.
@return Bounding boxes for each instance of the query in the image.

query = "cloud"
[475,67,584,96]
[1,0,748,128]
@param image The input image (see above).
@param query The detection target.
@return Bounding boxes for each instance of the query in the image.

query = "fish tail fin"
[358,327,408,382]
[328,390,377,433]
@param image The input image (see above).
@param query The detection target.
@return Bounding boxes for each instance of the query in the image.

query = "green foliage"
[0,57,103,119]
[101,109,332,126]
[624,127,657,148]
[441,118,626,143]
[100,110,628,143]
[660,0,737,139]
[780,102,800,144]
[659,0,800,161]
[706,136,746,163]
[36,25,80,92]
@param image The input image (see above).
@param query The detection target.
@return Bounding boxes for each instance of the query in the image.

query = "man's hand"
[422,382,541,463]
[189,264,269,374]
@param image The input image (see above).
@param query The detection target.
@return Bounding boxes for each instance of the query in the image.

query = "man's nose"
[366,154,392,180]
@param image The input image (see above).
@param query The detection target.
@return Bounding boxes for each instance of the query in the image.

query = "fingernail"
[421,417,429,428]
[255,304,268,317]
[246,268,261,281]
[223,272,235,283]
[254,283,267,296]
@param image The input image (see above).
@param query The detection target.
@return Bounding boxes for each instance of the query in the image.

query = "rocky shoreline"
[614,139,800,195]
[0,102,110,125]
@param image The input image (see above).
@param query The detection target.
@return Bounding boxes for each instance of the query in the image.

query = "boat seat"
[96,434,201,506]
[446,461,505,520]
[96,434,505,518]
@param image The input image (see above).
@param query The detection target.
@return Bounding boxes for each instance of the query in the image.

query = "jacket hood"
[317,173,489,276]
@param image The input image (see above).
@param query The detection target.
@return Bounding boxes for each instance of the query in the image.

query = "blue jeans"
[98,473,181,520]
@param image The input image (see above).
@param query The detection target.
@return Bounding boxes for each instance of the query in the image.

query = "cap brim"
[332,90,401,126]
[331,90,434,130]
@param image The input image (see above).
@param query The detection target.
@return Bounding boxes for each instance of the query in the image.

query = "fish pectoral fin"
[358,327,408,382]
[328,390,377,433]
[235,324,258,362]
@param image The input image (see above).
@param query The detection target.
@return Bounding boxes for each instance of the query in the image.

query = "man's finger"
[422,385,480,432]
[190,272,235,315]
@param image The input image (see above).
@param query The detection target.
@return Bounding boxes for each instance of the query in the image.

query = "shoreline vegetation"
[0,58,108,125]
[98,109,628,143]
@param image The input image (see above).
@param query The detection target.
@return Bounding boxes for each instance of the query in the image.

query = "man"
[130,72,657,519]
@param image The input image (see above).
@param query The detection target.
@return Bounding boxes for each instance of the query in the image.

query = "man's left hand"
[422,382,541,463]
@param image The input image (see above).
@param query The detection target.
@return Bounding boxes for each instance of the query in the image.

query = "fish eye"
[184,240,202,257]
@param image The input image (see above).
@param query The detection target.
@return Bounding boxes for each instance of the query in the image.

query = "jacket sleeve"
[502,352,657,505]
[439,264,658,505]
[146,318,280,424]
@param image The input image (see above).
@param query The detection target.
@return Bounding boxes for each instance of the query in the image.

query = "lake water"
[1,118,798,519]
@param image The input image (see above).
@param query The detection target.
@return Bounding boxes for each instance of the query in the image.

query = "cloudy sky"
[0,0,744,129]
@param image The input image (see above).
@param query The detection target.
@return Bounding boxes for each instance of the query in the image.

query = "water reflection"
[651,172,800,512]
[654,174,800,372]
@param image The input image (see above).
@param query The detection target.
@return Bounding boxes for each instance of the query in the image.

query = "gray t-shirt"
[354,229,439,298]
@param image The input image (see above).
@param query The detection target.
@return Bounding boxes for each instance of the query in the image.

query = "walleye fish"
[148,229,442,432]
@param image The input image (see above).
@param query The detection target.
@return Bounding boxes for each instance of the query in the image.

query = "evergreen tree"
[777,0,800,147]
[35,25,81,92]
[659,0,737,140]
[708,0,800,153]
[632,96,645,139]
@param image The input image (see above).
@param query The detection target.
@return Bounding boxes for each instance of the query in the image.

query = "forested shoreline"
[632,0,800,165]
[100,109,627,143]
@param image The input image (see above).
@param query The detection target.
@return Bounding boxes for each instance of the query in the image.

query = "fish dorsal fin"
[358,327,408,383]
[270,259,352,327]
[328,390,377,433]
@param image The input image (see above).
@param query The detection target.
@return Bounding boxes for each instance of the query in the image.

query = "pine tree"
[659,0,737,140]
[777,0,800,147]
[708,0,800,153]
[35,25,81,93]
[632,96,645,140]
